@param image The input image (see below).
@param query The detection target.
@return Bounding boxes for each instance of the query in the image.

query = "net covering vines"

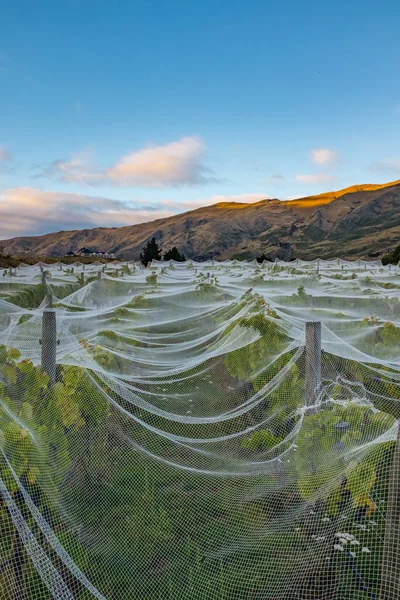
[0,258,400,599]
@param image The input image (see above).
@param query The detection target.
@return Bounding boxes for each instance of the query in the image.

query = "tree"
[140,238,162,267]
[163,247,186,262]
[256,253,272,264]
[382,243,400,265]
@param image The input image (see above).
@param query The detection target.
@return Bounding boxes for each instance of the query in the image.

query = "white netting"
[0,258,399,599]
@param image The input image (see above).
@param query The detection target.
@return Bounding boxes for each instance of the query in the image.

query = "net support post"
[97,271,102,282]
[380,424,400,599]
[305,321,321,407]
[41,271,47,295]
[44,294,53,308]
[41,308,57,383]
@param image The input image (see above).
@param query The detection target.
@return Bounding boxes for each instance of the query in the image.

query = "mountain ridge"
[2,179,400,261]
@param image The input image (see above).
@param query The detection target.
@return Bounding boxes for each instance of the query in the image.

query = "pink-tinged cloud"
[106,137,211,186]
[0,147,10,162]
[311,148,338,165]
[0,188,269,239]
[0,187,171,238]
[295,173,335,184]
[36,137,216,187]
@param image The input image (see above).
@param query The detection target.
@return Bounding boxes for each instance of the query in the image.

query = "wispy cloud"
[0,188,269,239]
[369,159,400,173]
[267,173,285,186]
[311,148,338,165]
[35,137,217,188]
[295,173,335,184]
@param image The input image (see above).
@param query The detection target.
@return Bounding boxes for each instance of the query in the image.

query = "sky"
[1,0,400,240]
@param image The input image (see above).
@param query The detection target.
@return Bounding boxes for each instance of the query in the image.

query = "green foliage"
[295,399,394,505]
[146,272,158,286]
[224,312,286,387]
[241,429,280,450]
[120,264,132,275]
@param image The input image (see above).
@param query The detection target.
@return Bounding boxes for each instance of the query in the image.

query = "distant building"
[65,248,117,259]
[77,247,94,256]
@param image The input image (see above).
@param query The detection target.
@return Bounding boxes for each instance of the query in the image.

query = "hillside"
[2,179,400,261]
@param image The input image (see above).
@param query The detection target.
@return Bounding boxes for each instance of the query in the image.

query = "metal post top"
[305,321,321,327]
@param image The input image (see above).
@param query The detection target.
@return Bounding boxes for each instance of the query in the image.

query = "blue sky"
[1,0,400,239]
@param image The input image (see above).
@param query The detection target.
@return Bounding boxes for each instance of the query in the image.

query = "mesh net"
[0,258,400,599]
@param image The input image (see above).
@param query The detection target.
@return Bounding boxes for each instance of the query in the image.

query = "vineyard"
[0,258,400,599]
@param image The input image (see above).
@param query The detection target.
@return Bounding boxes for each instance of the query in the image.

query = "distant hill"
[2,179,400,261]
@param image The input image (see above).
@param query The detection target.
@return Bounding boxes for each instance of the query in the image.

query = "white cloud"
[295,173,335,184]
[311,148,338,165]
[285,194,305,200]
[0,188,269,239]
[36,137,215,188]
[369,159,400,173]
[158,193,268,212]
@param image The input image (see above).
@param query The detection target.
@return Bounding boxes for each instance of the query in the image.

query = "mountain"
[2,179,400,261]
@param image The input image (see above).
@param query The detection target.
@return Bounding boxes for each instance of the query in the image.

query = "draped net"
[0,258,399,599]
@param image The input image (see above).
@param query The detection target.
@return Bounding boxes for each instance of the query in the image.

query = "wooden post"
[41,271,47,295]
[41,308,57,383]
[305,321,321,407]
[380,424,400,599]
[44,294,53,308]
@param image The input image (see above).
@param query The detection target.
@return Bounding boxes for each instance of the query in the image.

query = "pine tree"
[140,237,162,266]
[163,247,186,262]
